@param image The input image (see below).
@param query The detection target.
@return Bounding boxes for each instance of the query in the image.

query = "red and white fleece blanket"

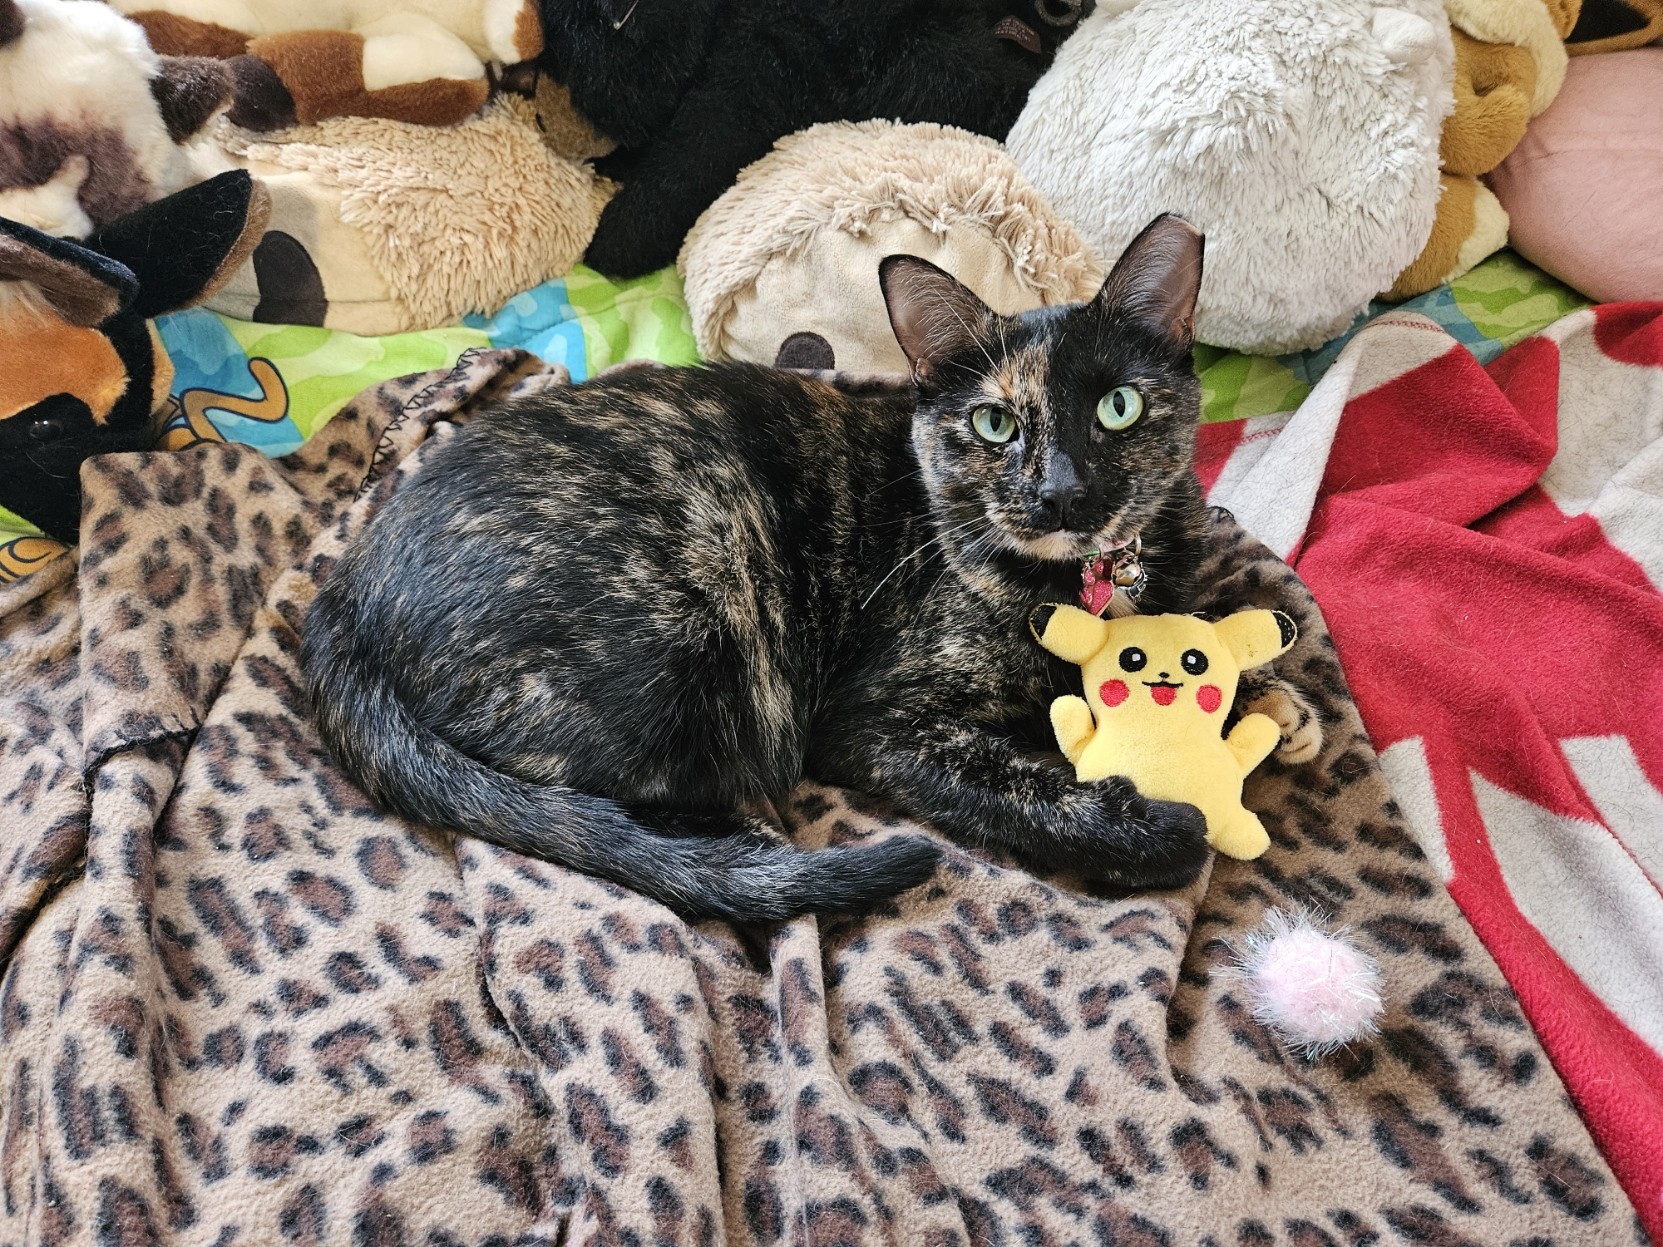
[1198,304,1663,1238]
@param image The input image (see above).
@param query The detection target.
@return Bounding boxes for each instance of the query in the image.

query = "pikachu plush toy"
[1029,605,1298,861]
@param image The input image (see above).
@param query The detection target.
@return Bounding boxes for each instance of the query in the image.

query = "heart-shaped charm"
[1080,555,1116,616]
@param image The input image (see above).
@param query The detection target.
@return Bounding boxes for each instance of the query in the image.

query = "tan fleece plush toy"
[1029,605,1298,861]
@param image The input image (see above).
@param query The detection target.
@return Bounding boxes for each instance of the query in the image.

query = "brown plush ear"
[1093,213,1205,351]
[0,224,135,327]
[90,171,271,318]
[150,56,234,142]
[878,255,994,387]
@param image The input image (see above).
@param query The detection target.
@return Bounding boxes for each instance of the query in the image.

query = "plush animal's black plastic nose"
[1039,481,1086,527]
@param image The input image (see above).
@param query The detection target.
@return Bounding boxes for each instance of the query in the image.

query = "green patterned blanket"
[0,252,1587,581]
[1196,251,1587,423]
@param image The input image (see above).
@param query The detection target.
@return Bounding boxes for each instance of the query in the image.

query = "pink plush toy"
[1228,908,1385,1059]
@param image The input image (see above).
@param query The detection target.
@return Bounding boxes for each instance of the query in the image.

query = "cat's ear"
[878,255,993,387]
[1092,214,1204,351]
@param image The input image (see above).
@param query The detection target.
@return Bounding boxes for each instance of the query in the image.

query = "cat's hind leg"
[306,630,941,922]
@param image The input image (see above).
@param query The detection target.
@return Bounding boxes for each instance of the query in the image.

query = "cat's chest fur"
[847,555,1072,723]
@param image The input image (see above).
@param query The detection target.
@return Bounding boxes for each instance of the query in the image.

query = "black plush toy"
[539,0,1092,278]
[0,170,268,545]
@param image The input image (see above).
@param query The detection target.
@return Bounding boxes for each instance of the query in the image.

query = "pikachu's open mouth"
[1143,680,1183,706]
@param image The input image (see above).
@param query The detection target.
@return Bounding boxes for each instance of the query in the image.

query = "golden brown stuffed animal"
[1386,0,1580,299]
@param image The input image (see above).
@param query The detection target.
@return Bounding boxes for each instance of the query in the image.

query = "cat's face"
[880,215,1204,569]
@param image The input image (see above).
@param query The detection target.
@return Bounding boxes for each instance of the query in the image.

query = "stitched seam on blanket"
[1371,316,1459,336]
[361,350,492,496]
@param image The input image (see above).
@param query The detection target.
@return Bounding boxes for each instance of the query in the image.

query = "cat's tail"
[301,642,941,923]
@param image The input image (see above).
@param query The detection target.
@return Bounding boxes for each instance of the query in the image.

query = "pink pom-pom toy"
[1229,908,1384,1059]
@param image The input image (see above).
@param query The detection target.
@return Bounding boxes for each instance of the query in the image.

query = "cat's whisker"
[859,516,982,610]
[860,543,936,611]
[923,519,999,601]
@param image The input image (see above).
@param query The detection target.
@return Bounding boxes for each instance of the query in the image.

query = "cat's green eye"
[971,404,1018,444]
[1097,386,1145,431]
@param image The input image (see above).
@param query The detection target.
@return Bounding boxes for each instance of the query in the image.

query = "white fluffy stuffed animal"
[1006,0,1454,353]
[0,0,231,237]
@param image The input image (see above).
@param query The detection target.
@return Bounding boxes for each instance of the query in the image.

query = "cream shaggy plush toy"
[679,120,1100,374]
[200,95,607,334]
[1005,0,1454,354]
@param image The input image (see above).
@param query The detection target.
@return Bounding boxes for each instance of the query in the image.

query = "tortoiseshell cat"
[303,216,1313,922]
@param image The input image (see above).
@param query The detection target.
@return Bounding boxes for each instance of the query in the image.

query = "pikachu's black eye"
[1181,649,1209,675]
[1118,647,1147,672]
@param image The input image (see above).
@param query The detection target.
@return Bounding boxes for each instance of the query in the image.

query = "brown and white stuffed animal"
[0,0,233,238]
[108,0,545,129]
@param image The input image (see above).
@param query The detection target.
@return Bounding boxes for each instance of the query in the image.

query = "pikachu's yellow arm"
[1050,696,1095,766]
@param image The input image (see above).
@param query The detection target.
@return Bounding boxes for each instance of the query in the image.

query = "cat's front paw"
[1077,783,1209,891]
[1238,682,1323,765]
[1129,795,1211,890]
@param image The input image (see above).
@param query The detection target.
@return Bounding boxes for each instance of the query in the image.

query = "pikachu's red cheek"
[1099,680,1129,707]
[1197,685,1223,714]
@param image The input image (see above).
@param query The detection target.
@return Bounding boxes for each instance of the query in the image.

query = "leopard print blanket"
[0,351,1641,1246]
